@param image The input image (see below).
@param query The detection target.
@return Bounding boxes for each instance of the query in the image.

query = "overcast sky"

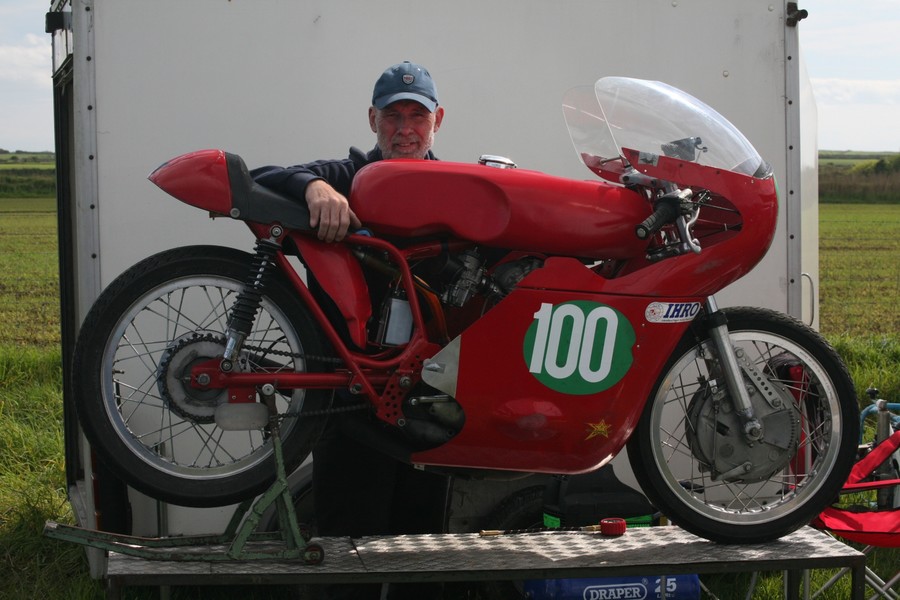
[1,1,898,153]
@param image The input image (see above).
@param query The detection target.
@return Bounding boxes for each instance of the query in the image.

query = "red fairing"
[148,149,233,215]
[350,160,651,260]
[603,153,779,296]
[412,274,694,473]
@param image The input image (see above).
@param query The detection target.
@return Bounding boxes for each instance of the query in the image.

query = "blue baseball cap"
[372,61,439,112]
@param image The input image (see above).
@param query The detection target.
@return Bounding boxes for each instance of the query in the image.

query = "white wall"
[81,0,806,315]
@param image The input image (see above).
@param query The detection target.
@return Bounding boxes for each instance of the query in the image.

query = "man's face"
[369,100,444,159]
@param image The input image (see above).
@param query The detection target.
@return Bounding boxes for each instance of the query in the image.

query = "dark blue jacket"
[251,146,437,200]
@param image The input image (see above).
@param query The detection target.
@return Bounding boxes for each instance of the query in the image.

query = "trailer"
[46,0,818,581]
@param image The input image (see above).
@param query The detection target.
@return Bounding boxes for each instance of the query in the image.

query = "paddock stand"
[44,387,324,564]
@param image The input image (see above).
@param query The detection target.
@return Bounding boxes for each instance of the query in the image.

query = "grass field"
[0,198,59,347]
[0,163,55,171]
[819,203,900,337]
[0,196,897,599]
[0,170,56,198]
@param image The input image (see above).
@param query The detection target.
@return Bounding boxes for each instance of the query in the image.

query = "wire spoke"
[648,317,847,532]
[102,276,307,481]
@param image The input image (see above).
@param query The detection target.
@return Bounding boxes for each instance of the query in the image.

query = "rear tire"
[72,245,331,507]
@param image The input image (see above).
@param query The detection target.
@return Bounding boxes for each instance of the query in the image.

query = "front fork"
[704,296,764,442]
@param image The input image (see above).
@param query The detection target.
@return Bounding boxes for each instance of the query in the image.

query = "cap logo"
[402,74,415,85]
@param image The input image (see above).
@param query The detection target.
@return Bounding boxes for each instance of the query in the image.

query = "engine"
[440,250,544,308]
[374,250,544,448]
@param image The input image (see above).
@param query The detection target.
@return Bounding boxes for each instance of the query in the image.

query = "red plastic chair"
[811,429,900,599]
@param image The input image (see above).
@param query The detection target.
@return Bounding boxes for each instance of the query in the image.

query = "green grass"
[0,346,95,599]
[0,198,60,348]
[0,197,55,212]
[819,203,900,338]
[0,196,897,599]
[0,163,56,171]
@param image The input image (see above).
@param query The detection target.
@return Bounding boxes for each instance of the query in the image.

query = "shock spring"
[228,238,282,338]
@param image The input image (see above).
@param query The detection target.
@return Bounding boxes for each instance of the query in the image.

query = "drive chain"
[161,332,369,419]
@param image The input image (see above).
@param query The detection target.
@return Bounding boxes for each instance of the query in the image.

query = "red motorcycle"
[72,77,858,543]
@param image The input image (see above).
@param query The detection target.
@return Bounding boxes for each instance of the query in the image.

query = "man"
[252,60,444,242]
[252,61,450,600]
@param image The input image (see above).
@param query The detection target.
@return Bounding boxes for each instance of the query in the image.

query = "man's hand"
[305,179,362,242]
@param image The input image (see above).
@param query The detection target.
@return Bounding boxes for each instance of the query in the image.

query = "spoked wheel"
[628,307,858,543]
[72,245,332,507]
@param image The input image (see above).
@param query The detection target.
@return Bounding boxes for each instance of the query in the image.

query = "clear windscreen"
[563,77,771,180]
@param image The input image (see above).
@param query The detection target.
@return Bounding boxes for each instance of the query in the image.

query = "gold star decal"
[585,420,611,441]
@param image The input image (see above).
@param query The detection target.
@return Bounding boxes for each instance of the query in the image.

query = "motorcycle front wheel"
[72,245,332,507]
[628,307,858,543]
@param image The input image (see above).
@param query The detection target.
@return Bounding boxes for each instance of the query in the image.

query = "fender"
[150,149,372,348]
[288,232,371,348]
[149,149,313,231]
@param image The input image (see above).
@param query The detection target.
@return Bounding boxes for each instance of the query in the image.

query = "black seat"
[225,152,313,231]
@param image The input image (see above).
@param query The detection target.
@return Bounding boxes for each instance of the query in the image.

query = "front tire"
[72,245,331,507]
[628,307,858,543]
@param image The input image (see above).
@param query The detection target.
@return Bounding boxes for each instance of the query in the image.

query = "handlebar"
[635,196,680,240]
[635,188,695,241]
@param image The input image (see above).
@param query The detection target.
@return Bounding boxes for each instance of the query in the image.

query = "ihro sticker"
[523,301,635,395]
[644,301,702,323]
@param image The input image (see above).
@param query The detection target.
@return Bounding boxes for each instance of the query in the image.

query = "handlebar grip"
[635,198,680,240]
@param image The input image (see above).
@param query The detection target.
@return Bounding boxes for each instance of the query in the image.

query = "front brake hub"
[686,375,800,483]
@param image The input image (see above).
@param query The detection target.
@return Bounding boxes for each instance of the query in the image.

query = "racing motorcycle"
[72,77,858,544]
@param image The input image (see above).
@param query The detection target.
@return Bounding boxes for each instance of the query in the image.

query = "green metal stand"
[45,392,323,564]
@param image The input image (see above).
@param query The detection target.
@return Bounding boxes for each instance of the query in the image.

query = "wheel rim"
[100,275,307,481]
[649,330,844,524]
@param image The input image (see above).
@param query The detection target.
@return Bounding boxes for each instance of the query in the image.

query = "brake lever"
[675,206,702,254]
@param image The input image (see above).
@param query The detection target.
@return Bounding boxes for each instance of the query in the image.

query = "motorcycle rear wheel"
[628,306,858,543]
[72,245,331,507]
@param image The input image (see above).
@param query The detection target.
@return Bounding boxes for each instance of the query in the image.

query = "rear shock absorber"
[221,231,283,371]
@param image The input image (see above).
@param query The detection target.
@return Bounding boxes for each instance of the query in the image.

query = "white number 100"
[528,302,618,383]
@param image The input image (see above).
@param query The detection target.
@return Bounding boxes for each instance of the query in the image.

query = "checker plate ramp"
[105,526,866,599]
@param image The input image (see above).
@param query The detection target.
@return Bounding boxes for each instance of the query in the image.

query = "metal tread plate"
[106,526,864,586]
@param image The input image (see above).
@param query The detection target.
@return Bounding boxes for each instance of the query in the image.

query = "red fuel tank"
[350,160,651,260]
